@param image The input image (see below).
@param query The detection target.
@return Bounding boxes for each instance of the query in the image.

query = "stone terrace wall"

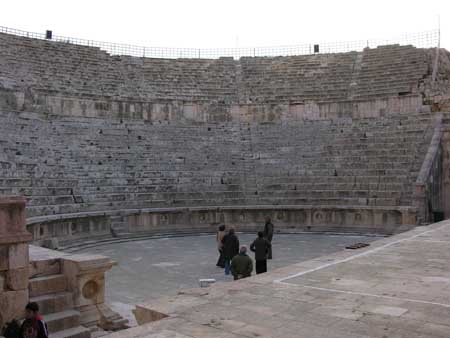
[0,32,436,122]
[0,197,31,329]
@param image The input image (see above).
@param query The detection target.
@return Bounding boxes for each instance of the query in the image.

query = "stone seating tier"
[0,32,432,104]
[0,111,432,219]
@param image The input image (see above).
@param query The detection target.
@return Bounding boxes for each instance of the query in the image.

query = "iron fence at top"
[0,25,440,59]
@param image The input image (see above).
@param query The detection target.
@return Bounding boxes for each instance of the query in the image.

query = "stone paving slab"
[105,220,450,337]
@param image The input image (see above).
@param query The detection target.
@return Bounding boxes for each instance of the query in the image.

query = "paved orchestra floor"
[76,232,377,324]
[103,221,450,338]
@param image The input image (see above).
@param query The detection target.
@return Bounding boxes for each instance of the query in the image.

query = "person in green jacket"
[230,245,253,280]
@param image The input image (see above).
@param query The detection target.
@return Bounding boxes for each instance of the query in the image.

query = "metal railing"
[0,25,440,59]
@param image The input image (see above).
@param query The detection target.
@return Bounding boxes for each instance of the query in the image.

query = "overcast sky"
[0,0,448,50]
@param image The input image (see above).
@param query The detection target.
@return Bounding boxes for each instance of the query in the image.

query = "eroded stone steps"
[28,268,92,338]
[44,309,81,333]
[29,273,68,297]
[30,291,74,315]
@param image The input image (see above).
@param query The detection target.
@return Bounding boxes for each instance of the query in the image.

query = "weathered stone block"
[0,245,8,271]
[134,305,168,325]
[8,243,29,269]
[29,274,67,297]
[0,197,26,232]
[5,267,29,291]
[0,197,31,245]
[29,258,61,279]
[0,289,28,324]
[0,272,5,290]
[63,254,114,308]
[0,197,31,328]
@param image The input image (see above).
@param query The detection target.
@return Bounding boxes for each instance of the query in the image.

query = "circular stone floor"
[76,233,378,325]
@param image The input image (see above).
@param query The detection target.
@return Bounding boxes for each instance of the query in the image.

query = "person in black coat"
[250,231,272,274]
[263,216,274,259]
[221,227,239,275]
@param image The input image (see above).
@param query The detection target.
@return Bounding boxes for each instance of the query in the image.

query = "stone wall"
[26,204,416,245]
[126,205,415,235]
[27,215,110,246]
[442,120,450,218]
[413,115,445,223]
[0,90,429,123]
[0,197,31,329]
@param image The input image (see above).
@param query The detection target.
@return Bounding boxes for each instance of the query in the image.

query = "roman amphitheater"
[1,26,450,338]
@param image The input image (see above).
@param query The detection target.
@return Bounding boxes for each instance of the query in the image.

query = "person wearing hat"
[263,216,274,259]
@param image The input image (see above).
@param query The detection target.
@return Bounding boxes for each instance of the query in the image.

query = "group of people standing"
[216,217,274,280]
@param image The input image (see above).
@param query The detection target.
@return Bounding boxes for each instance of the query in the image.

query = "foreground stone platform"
[107,219,450,338]
[76,232,377,325]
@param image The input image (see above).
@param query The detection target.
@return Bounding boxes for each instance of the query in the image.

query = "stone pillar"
[62,255,114,309]
[62,255,121,328]
[0,197,32,329]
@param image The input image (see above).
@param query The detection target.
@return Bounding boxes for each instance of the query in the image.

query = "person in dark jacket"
[263,216,274,259]
[20,302,49,338]
[250,231,271,274]
[3,319,21,338]
[231,245,253,280]
[221,227,239,275]
[216,224,226,268]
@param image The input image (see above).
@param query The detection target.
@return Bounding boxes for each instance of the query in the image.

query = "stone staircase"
[109,215,130,237]
[29,263,91,338]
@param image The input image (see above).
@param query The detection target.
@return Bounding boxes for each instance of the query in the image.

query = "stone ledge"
[26,204,417,225]
[26,204,417,245]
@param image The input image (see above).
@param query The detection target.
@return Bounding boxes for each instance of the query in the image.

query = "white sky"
[0,0,448,50]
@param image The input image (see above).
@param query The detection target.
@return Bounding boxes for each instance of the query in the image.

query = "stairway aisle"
[29,269,91,338]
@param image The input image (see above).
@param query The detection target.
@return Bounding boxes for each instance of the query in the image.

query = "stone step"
[29,273,67,297]
[90,330,109,338]
[29,258,61,278]
[30,291,74,315]
[51,326,91,338]
[44,309,80,333]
